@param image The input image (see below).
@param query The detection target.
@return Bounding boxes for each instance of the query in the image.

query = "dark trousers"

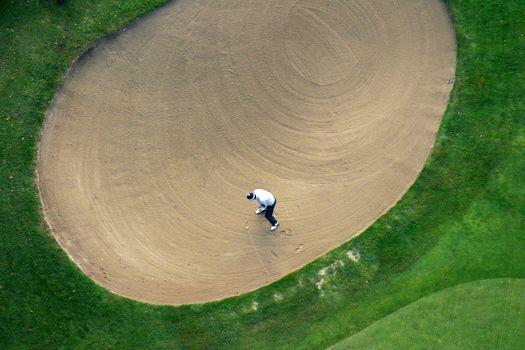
[265,200,277,226]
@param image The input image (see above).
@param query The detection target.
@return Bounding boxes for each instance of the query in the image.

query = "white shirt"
[253,188,276,207]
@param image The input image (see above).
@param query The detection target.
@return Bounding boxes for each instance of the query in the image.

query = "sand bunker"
[38,0,455,304]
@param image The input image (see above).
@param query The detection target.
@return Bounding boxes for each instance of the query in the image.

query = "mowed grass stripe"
[1,0,524,349]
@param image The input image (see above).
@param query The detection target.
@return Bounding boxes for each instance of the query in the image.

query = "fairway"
[37,0,455,304]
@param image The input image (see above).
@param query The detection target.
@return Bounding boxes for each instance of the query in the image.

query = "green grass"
[1,0,524,349]
[330,278,525,349]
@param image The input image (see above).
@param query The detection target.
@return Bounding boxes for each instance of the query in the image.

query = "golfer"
[246,189,279,231]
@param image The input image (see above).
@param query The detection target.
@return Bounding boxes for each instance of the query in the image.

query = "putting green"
[330,279,525,349]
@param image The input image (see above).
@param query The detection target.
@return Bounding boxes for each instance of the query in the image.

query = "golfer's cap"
[246,192,255,200]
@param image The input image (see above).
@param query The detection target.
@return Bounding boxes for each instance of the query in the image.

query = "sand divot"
[38,0,455,304]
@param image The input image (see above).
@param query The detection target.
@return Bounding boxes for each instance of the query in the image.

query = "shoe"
[270,222,279,231]
[255,207,266,215]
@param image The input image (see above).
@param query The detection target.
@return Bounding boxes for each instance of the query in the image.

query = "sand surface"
[38,0,455,304]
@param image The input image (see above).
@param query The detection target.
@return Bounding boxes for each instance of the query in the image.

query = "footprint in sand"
[278,227,293,236]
